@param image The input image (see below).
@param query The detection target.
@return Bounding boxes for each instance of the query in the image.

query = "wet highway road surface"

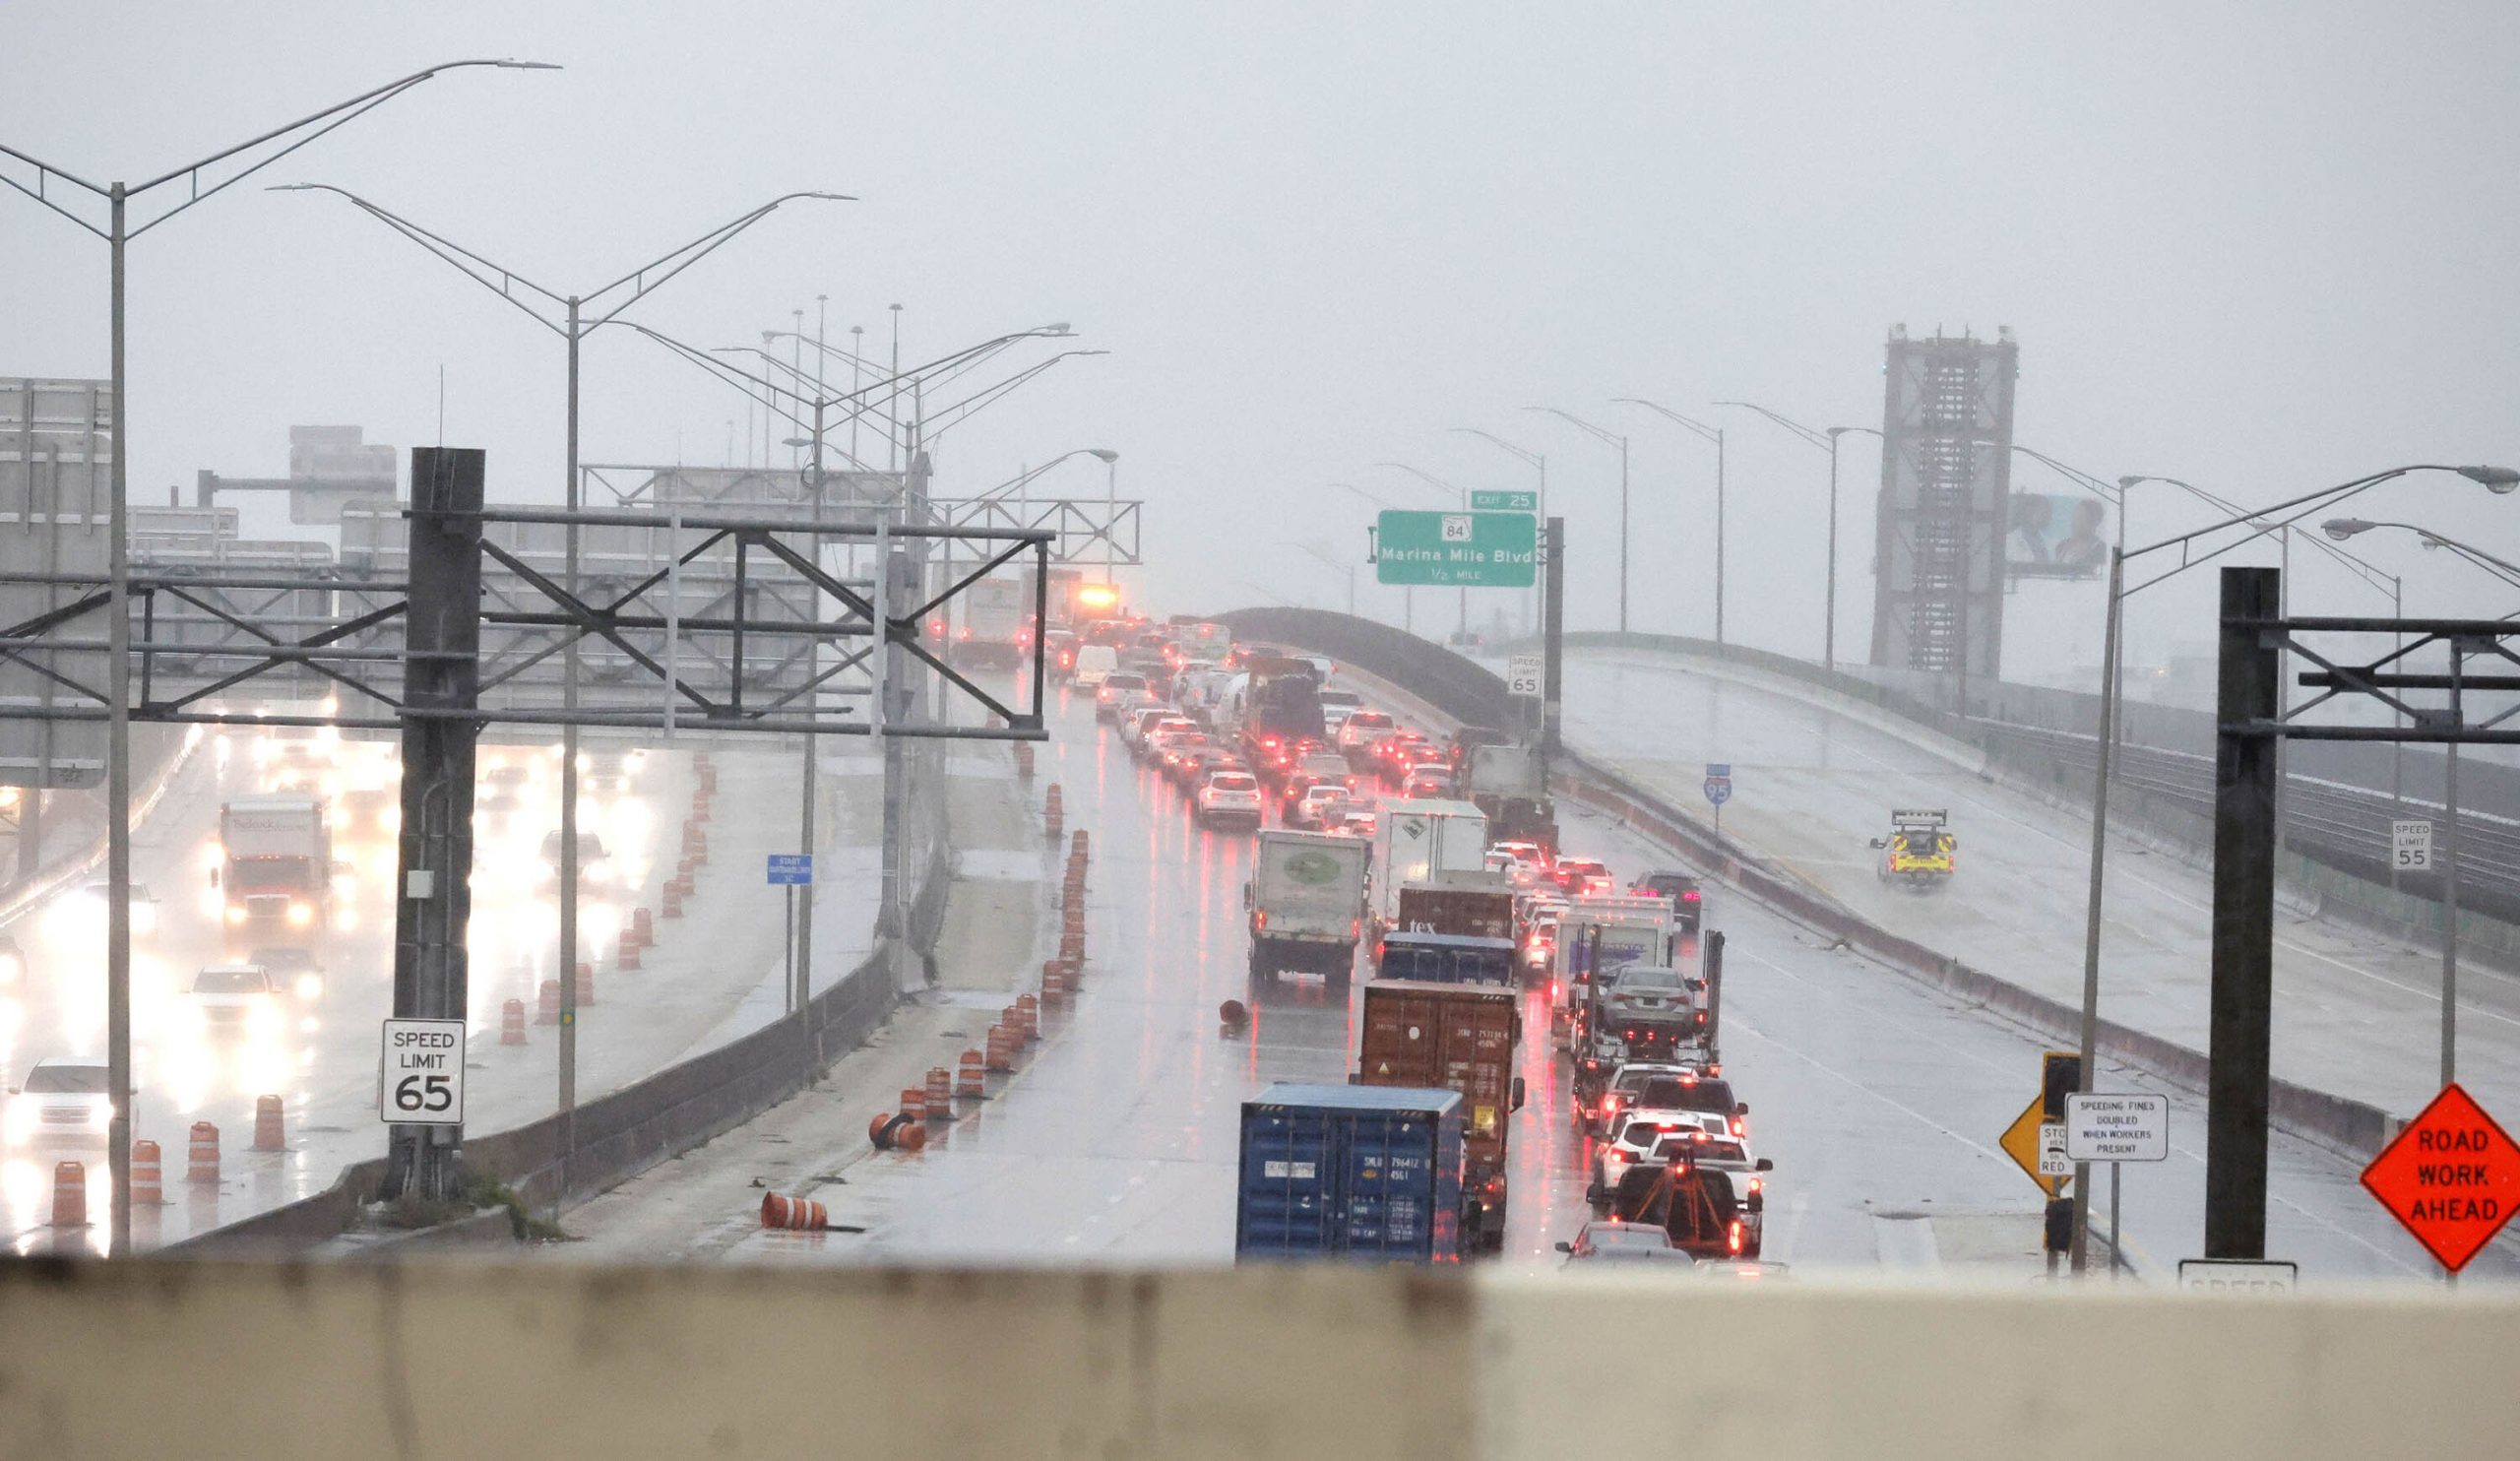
[714,678,2509,1281]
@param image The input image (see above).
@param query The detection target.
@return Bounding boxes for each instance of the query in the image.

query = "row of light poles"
[2,57,565,1253]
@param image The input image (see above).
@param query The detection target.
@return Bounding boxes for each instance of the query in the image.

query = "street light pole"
[1611,401,1727,646]
[1335,481,1411,632]
[273,183,849,1199]
[1528,408,1630,632]
[1450,428,1546,637]
[1,56,556,1255]
[1714,403,1875,669]
[2319,516,2520,1093]
[2071,465,2516,1269]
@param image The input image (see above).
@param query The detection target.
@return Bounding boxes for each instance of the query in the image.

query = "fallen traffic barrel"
[129,1139,164,1205]
[501,998,529,1046]
[895,1120,927,1154]
[956,1049,985,1100]
[868,1112,901,1151]
[252,1094,286,1153]
[50,1162,86,1228]
[185,1121,220,1185]
[760,1190,827,1231]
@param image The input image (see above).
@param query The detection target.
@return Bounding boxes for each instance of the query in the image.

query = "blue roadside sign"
[1703,763,1732,807]
[766,853,815,886]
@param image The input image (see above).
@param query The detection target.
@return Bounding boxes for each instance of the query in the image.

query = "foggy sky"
[6,2,2517,684]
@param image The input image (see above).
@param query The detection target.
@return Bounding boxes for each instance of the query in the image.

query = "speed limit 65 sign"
[380,1017,467,1124]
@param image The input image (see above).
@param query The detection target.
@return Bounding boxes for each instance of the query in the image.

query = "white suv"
[5,1055,112,1147]
[1196,769,1265,829]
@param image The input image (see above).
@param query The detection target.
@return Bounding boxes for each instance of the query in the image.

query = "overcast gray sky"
[7,2,2517,681]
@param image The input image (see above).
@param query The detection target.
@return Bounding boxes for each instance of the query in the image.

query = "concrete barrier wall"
[3,1260,2510,1460]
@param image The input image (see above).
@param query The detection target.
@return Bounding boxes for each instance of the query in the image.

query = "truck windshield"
[194,968,269,994]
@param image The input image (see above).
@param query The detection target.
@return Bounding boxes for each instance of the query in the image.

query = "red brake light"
[1730,1115,1744,1136]
[1682,889,1700,901]
[1729,1220,1743,1254]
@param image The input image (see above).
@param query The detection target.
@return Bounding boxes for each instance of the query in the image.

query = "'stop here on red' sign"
[2360,1082,2520,1273]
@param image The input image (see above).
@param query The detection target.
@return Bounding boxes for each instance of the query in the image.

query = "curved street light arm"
[1448,426,1543,468]
[1332,480,1402,510]
[921,350,1109,446]
[2123,473,2398,601]
[1712,400,1829,451]
[1525,406,1621,449]
[1373,462,1463,501]
[2326,520,2520,591]
[2122,466,2514,599]
[267,182,571,334]
[2,60,556,240]
[1611,397,1721,444]
[583,192,852,325]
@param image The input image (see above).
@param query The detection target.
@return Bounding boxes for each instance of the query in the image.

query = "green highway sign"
[1471,489,1538,512]
[1375,510,1538,588]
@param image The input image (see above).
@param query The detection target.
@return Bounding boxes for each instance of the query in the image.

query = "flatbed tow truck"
[1871,807,1955,893]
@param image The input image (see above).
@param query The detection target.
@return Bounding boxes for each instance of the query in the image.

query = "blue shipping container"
[1236,1083,1466,1263]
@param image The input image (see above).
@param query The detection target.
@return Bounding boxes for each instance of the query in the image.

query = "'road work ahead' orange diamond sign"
[2361,1083,2520,1273]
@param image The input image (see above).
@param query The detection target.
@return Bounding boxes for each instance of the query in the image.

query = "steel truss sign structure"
[0,503,1054,741]
[2204,569,2520,1266]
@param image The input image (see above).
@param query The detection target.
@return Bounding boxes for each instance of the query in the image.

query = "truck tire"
[1247,945,1275,985]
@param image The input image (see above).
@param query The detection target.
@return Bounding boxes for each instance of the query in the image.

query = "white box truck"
[1368,797,1489,931]
[218,793,333,946]
[1245,829,1371,986]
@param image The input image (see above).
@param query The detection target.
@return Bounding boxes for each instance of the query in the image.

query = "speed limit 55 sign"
[380,1017,467,1124]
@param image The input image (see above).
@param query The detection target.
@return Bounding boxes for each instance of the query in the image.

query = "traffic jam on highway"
[1067,613,1766,1270]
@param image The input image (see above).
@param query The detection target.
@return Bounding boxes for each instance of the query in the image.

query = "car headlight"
[294,973,323,1001]
[224,905,249,925]
[285,901,315,928]
[4,1102,32,1143]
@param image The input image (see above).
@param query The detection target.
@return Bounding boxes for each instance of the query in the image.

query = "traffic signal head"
[2042,1051,2084,1120]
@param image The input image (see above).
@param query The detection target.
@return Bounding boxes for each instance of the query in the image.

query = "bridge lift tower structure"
[1868,326,2020,702]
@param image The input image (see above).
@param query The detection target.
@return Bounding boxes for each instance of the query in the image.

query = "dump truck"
[1354,980,1525,1253]
[1236,1083,1466,1263]
[1246,829,1370,986]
